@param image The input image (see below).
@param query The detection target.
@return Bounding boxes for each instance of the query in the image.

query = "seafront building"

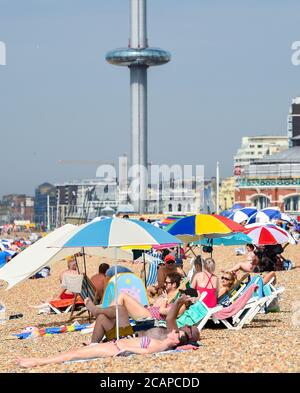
[234,136,288,175]
[219,177,236,211]
[235,97,300,214]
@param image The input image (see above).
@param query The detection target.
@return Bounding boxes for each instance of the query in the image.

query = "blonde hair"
[203,258,215,274]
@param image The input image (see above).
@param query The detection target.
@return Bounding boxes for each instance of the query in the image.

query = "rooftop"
[252,146,300,164]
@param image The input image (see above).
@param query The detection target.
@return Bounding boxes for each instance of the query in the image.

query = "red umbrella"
[244,225,290,245]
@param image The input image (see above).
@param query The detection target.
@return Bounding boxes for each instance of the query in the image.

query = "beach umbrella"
[245,222,297,245]
[53,217,182,339]
[247,208,281,224]
[279,213,293,224]
[159,215,185,228]
[193,232,253,246]
[220,210,234,218]
[243,224,291,245]
[0,224,134,290]
[228,207,258,224]
[167,214,246,243]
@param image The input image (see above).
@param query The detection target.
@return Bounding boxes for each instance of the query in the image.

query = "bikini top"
[140,336,151,349]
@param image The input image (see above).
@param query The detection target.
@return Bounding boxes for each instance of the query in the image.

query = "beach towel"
[176,300,208,328]
[212,284,258,320]
[64,344,200,364]
[14,321,92,339]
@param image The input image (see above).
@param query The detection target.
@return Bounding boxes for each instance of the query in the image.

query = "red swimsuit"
[195,272,217,308]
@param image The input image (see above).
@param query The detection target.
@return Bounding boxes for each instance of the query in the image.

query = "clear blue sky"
[0,0,299,197]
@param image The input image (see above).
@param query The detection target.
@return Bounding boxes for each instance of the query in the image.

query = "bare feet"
[16,356,40,368]
[84,297,101,317]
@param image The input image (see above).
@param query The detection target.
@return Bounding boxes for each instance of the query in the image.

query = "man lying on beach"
[16,296,199,368]
[84,294,200,344]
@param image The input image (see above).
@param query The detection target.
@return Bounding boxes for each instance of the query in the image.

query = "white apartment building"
[234,136,288,175]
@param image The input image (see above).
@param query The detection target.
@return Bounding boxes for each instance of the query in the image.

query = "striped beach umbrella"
[168,214,245,242]
[247,208,281,224]
[62,217,181,249]
[229,207,258,224]
[57,217,181,340]
[244,224,290,245]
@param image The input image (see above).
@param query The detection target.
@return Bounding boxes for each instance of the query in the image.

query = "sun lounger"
[199,283,275,330]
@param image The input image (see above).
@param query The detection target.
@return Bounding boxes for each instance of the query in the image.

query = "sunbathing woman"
[226,244,259,274]
[191,258,219,308]
[218,271,236,298]
[16,329,190,368]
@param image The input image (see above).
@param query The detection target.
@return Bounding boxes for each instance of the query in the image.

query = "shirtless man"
[148,254,186,297]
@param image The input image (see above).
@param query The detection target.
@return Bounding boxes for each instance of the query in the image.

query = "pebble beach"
[0,243,299,373]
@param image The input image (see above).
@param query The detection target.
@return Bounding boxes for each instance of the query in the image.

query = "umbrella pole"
[83,247,88,304]
[114,247,119,341]
[143,252,146,285]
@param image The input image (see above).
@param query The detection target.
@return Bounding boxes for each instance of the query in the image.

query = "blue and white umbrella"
[62,217,181,249]
[247,208,282,224]
[228,207,258,224]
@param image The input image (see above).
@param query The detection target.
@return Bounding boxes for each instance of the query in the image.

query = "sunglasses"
[221,276,231,281]
[176,329,189,343]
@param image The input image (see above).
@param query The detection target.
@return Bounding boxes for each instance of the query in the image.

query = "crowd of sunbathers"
[16,243,286,368]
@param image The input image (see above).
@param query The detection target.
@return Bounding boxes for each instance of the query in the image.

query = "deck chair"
[34,275,85,315]
[218,273,250,306]
[69,274,97,322]
[138,253,160,287]
[262,277,285,310]
[176,292,223,330]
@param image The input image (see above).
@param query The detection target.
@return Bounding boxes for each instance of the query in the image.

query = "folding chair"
[69,274,97,322]
[198,283,275,331]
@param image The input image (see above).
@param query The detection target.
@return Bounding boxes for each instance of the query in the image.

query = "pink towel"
[175,344,199,351]
[213,284,258,320]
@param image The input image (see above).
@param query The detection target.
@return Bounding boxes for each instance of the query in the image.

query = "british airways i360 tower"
[106,0,171,213]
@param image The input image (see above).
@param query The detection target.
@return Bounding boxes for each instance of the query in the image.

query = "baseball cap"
[164,254,176,264]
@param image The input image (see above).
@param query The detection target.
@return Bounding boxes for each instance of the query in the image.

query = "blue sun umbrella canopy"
[61,217,182,249]
[228,207,258,224]
[247,208,282,224]
[193,232,253,246]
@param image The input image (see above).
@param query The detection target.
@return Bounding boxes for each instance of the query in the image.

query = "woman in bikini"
[16,329,190,368]
[191,258,219,308]
[226,244,259,274]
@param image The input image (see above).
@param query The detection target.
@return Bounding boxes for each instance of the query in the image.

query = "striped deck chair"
[144,253,160,287]
[69,274,97,322]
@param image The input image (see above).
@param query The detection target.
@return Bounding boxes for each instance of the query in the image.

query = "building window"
[178,203,182,212]
[284,195,300,212]
[252,195,270,209]
[168,203,172,212]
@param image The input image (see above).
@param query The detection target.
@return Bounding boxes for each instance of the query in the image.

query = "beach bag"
[202,246,213,254]
[176,301,208,328]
